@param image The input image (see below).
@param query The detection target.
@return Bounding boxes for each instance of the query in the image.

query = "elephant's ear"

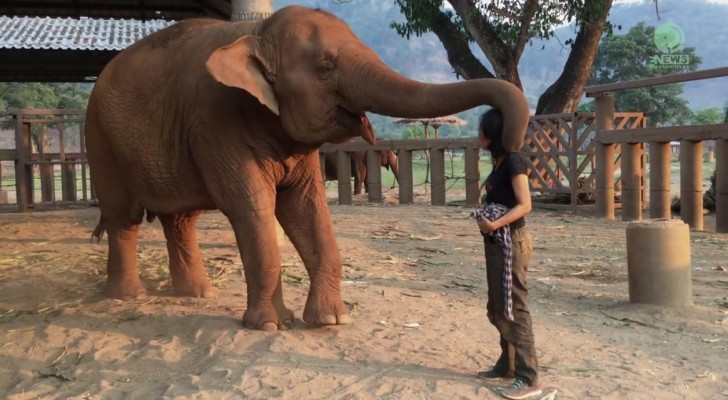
[206,36,279,115]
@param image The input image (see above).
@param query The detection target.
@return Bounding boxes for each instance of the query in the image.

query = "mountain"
[277,0,728,125]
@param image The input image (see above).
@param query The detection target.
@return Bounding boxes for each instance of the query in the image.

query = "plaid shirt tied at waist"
[473,203,514,321]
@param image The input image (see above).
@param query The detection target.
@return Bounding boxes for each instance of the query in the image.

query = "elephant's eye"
[316,60,335,80]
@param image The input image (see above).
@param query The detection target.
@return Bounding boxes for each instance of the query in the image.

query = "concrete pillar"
[366,150,383,203]
[336,151,352,205]
[626,219,692,307]
[397,150,413,204]
[716,139,728,233]
[594,93,615,220]
[621,142,642,221]
[231,0,274,21]
[430,148,445,205]
[649,142,671,219]
[679,140,703,231]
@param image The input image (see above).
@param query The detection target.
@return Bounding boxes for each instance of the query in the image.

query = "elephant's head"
[206,6,530,151]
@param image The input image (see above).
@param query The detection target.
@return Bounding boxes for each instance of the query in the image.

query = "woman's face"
[479,130,491,151]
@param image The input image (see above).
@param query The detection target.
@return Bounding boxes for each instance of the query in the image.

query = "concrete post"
[231,0,274,21]
[716,139,728,233]
[621,142,642,221]
[594,93,615,220]
[679,140,703,231]
[626,219,692,307]
[649,142,671,219]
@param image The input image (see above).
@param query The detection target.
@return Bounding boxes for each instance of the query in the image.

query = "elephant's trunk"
[342,55,531,151]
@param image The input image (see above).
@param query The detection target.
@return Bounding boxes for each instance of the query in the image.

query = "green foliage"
[0,83,91,113]
[390,0,615,46]
[582,22,700,127]
[400,126,426,139]
[691,107,724,125]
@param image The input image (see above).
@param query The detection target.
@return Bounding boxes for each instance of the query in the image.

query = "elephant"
[83,5,530,331]
[322,143,400,195]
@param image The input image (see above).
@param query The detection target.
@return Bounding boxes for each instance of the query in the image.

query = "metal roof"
[0,0,230,20]
[0,15,176,51]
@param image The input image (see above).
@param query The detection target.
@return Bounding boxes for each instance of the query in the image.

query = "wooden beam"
[0,149,16,161]
[597,124,728,144]
[585,67,728,96]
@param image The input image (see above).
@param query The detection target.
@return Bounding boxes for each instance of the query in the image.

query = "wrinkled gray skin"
[84,5,530,331]
[322,147,399,194]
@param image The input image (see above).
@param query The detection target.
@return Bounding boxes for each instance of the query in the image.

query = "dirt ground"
[0,192,726,400]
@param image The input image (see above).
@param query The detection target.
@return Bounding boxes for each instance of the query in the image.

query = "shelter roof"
[0,16,175,51]
[0,0,232,82]
[0,1,231,20]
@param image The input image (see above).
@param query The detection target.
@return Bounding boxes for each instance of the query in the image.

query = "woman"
[475,108,542,400]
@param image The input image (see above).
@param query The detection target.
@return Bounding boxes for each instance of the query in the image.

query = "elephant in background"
[322,143,399,194]
[83,5,530,331]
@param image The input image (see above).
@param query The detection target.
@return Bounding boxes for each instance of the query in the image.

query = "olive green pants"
[484,226,539,385]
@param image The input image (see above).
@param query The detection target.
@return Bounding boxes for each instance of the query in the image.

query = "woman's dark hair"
[478,108,507,158]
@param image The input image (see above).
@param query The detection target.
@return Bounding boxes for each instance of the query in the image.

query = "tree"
[390,0,616,114]
[578,22,700,127]
[692,107,724,125]
[0,83,92,151]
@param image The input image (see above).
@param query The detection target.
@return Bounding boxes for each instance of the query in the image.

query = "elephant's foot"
[242,303,294,331]
[303,293,352,326]
[105,276,147,300]
[172,277,217,298]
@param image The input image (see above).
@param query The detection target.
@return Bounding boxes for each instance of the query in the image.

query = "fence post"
[680,140,703,231]
[715,139,728,233]
[570,115,581,215]
[621,141,642,221]
[336,151,352,205]
[366,150,383,203]
[62,159,77,201]
[14,113,34,212]
[649,142,672,219]
[464,146,480,206]
[38,123,55,203]
[430,148,445,205]
[397,150,413,204]
[595,93,615,220]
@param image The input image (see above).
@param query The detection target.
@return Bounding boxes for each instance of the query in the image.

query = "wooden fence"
[586,66,728,232]
[1,109,646,213]
[0,109,93,211]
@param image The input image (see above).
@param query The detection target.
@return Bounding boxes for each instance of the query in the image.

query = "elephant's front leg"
[276,159,351,327]
[158,211,215,298]
[226,192,293,331]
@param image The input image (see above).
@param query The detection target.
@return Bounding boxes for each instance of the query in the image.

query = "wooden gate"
[524,112,647,212]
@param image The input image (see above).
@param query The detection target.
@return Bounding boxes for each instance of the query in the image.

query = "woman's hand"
[476,216,497,234]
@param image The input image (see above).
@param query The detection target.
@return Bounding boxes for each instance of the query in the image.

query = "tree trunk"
[535,0,614,115]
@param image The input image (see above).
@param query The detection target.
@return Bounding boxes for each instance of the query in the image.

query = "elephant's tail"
[90,210,158,244]
[90,215,106,243]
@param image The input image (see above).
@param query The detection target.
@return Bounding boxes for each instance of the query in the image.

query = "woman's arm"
[478,173,532,233]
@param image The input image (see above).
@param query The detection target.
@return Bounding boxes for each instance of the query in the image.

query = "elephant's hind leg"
[158,212,215,298]
[85,115,146,300]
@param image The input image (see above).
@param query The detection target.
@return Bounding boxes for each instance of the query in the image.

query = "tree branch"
[429,11,494,80]
[448,0,513,78]
[513,0,539,59]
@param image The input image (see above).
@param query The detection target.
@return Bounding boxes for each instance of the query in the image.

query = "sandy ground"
[0,192,727,400]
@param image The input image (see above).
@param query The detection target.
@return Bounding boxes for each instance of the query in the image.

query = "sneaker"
[498,378,542,399]
[476,369,514,381]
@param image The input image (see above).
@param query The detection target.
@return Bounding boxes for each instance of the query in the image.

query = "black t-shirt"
[484,153,528,228]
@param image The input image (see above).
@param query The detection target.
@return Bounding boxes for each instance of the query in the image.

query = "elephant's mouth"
[335,105,375,145]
